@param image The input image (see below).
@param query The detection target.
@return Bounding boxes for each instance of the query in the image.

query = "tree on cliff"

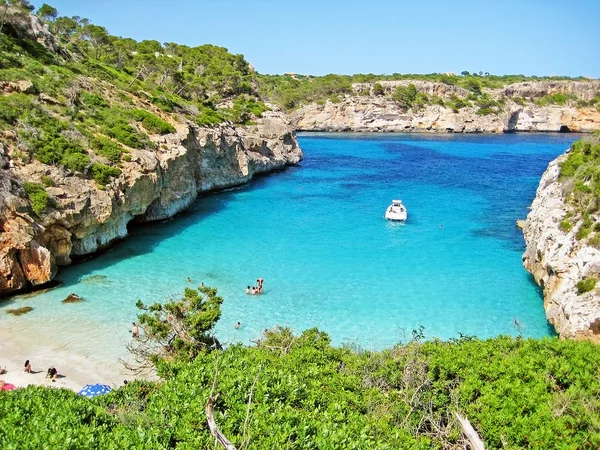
[125,285,223,373]
[36,3,57,21]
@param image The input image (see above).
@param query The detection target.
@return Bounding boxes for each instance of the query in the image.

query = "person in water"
[246,286,251,295]
[132,322,139,338]
[234,321,241,329]
[24,360,31,373]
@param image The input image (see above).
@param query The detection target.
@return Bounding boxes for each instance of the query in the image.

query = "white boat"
[385,200,407,221]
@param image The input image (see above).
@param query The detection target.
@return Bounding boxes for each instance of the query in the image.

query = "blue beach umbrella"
[78,383,112,398]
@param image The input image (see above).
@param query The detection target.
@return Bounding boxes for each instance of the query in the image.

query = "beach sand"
[0,327,152,393]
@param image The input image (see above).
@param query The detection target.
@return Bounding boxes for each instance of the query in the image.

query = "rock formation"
[292,80,600,133]
[0,111,302,295]
[522,154,600,343]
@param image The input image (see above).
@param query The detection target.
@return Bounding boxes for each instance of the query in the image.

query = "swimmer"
[187,277,192,283]
[246,286,251,295]
[234,321,241,329]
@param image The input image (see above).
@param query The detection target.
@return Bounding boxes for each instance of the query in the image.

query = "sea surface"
[0,132,581,363]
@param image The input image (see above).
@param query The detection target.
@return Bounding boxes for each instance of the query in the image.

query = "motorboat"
[385,200,407,221]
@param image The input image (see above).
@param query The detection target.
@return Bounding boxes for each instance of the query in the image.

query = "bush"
[91,137,124,164]
[40,175,55,187]
[91,163,121,186]
[392,84,418,110]
[23,182,49,215]
[559,219,573,232]
[0,94,35,126]
[61,152,90,173]
[105,120,144,148]
[576,277,597,294]
[195,106,225,127]
[372,82,385,96]
[130,109,175,135]
[80,92,109,109]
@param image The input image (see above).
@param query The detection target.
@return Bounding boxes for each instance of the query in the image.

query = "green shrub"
[62,153,90,173]
[105,120,144,148]
[559,219,573,232]
[588,234,600,249]
[130,109,175,134]
[40,175,55,187]
[195,106,225,127]
[80,92,109,109]
[91,163,121,186]
[372,82,385,96]
[23,182,49,215]
[392,84,418,110]
[0,94,35,126]
[91,137,123,164]
[576,277,597,294]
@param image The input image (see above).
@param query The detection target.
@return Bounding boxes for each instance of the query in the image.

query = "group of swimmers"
[246,278,264,295]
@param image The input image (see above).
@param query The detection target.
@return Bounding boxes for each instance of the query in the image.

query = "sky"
[33,0,600,78]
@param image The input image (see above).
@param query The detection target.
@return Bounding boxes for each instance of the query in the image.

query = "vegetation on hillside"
[1,328,599,449]
[0,1,269,194]
[559,134,600,244]
[258,71,594,113]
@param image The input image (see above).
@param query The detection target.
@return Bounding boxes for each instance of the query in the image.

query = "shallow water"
[0,132,580,362]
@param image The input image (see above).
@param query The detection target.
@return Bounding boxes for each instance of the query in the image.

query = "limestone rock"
[292,80,600,133]
[523,155,600,343]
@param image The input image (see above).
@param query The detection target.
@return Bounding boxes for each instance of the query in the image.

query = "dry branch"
[454,412,485,450]
[206,396,237,450]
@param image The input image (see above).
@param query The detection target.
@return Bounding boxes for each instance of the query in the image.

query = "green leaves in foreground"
[1,333,600,449]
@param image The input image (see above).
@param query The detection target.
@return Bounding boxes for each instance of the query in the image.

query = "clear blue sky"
[33,0,600,77]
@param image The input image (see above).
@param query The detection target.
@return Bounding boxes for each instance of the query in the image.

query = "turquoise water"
[1,133,581,360]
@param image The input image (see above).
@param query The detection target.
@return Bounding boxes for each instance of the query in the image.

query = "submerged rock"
[6,306,33,316]
[62,293,84,303]
[81,274,109,284]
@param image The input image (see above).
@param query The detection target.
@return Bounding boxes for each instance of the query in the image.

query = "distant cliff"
[291,80,600,133]
[523,139,600,343]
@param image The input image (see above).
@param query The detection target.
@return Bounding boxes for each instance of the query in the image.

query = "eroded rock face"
[0,111,302,295]
[292,81,600,133]
[522,156,600,343]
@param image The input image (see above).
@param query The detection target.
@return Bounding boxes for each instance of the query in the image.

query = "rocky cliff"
[0,111,302,295]
[292,80,600,133]
[522,153,600,343]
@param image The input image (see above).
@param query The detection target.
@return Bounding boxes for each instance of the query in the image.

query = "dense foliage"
[1,330,599,449]
[0,1,269,195]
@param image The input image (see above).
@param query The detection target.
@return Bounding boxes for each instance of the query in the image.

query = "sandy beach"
[0,326,149,393]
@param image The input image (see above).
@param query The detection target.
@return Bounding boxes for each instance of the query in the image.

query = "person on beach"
[23,360,31,373]
[132,322,139,338]
[46,366,58,381]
